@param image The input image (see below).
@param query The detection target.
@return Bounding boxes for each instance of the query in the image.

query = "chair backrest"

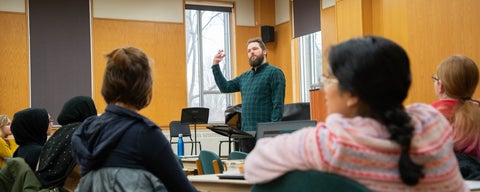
[227,151,248,160]
[256,120,317,140]
[169,121,192,137]
[282,102,311,121]
[251,170,371,192]
[198,150,223,174]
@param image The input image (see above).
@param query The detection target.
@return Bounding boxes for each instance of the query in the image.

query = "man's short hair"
[247,37,266,51]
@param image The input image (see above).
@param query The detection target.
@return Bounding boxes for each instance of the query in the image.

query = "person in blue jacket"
[71,47,197,191]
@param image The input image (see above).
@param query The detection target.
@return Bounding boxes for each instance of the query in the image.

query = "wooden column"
[309,89,327,122]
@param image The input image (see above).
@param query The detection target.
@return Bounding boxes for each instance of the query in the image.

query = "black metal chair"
[169,121,202,155]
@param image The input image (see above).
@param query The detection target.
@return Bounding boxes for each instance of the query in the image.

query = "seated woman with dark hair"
[11,108,50,170]
[244,36,468,191]
[431,55,480,179]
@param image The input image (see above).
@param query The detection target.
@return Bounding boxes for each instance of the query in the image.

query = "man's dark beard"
[249,54,264,67]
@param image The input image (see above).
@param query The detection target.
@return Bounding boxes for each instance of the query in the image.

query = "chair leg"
[189,142,202,155]
[218,141,230,157]
[195,159,204,175]
[219,142,222,157]
[190,142,194,155]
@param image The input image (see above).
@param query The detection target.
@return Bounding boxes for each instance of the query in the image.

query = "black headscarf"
[57,96,97,126]
[11,108,49,146]
[35,96,97,188]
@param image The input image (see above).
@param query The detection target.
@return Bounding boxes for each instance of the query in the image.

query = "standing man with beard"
[211,38,286,153]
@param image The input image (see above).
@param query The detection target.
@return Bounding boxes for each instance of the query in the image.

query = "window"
[298,31,322,102]
[185,6,232,122]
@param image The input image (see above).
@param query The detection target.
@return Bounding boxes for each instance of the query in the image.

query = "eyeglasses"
[320,74,339,85]
[431,75,439,82]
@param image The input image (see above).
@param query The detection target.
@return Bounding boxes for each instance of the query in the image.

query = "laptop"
[256,120,317,140]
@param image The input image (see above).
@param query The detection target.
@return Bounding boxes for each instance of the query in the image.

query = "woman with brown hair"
[432,55,480,157]
[432,55,480,179]
[71,47,196,191]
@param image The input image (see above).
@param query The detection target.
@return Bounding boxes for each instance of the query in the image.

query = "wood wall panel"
[233,26,260,104]
[310,89,327,122]
[406,0,480,104]
[92,19,186,127]
[291,37,300,101]
[371,0,407,47]
[361,0,372,35]
[0,12,29,117]
[258,0,275,26]
[272,22,293,103]
[370,0,409,103]
[320,6,337,69]
[335,0,364,41]
[327,0,480,106]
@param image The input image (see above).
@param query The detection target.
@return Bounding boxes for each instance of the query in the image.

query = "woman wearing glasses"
[244,36,467,191]
[431,55,480,179]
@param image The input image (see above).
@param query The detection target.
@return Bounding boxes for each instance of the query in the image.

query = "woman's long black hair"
[328,36,424,185]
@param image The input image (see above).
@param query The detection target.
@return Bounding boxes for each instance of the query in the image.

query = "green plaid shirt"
[212,63,286,131]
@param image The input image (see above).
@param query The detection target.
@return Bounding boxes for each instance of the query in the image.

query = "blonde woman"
[0,115,14,167]
[432,55,480,179]
[432,55,480,157]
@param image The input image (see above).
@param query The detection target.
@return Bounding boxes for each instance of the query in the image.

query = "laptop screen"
[256,120,317,140]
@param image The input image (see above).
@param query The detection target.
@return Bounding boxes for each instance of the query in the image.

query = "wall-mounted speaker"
[261,26,275,43]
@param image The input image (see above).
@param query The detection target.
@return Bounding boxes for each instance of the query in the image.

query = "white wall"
[0,0,25,13]
[236,0,254,26]
[322,0,335,9]
[275,0,289,24]
[93,0,183,22]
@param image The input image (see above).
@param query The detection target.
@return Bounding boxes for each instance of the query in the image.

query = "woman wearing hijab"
[11,108,50,170]
[35,96,97,190]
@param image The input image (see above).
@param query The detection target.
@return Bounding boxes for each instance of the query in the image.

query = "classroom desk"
[181,157,198,171]
[467,180,480,191]
[188,174,251,192]
[187,176,480,192]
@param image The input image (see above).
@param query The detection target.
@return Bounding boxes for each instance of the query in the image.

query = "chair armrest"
[212,160,223,174]
[195,159,204,175]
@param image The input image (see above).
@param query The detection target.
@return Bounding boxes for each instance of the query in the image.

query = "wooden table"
[188,174,251,192]
[467,180,480,191]
[188,175,480,191]
[181,157,198,170]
